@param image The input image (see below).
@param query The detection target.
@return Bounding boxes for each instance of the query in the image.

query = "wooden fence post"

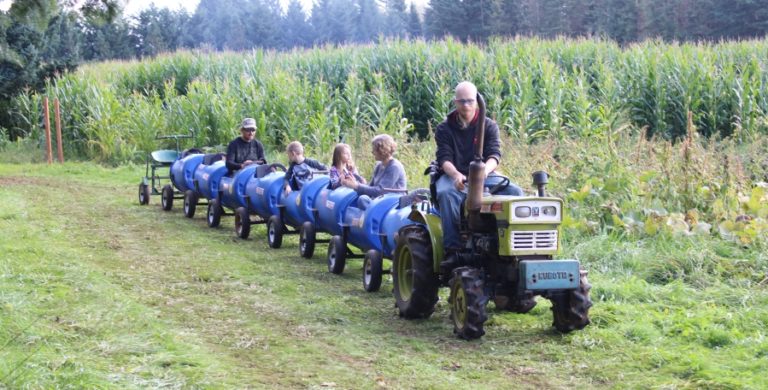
[54,98,64,163]
[43,97,52,164]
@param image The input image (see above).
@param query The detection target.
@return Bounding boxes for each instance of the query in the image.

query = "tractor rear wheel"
[235,207,250,239]
[161,185,174,211]
[267,215,284,248]
[299,222,316,259]
[392,224,439,319]
[327,235,346,274]
[138,183,150,205]
[207,199,222,228]
[362,249,383,292]
[550,270,593,333]
[183,190,198,218]
[449,267,489,340]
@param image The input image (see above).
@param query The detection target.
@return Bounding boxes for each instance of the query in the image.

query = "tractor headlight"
[515,206,531,218]
[542,206,557,216]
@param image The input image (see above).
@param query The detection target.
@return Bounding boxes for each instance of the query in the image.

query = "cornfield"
[7,37,768,244]
[9,36,768,164]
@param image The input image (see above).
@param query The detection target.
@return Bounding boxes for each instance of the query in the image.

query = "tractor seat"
[150,149,180,164]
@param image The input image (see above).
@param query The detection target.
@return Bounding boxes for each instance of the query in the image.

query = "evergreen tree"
[405,2,422,39]
[281,0,314,48]
[425,0,465,39]
[487,0,520,37]
[312,0,355,44]
[133,6,168,57]
[41,11,81,74]
[384,0,407,38]
[356,0,382,42]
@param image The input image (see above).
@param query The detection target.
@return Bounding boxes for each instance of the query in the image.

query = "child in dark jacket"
[284,141,328,193]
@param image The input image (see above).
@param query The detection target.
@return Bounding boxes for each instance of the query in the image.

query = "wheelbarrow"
[137,130,195,205]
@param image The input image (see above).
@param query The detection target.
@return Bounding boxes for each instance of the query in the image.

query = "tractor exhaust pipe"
[467,93,486,230]
[532,171,549,197]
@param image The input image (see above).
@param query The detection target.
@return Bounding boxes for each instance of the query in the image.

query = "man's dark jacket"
[435,110,502,176]
[226,137,266,171]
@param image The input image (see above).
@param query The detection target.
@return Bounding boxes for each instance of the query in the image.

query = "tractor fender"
[407,208,444,273]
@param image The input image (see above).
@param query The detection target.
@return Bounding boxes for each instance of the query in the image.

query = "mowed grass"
[0,162,766,389]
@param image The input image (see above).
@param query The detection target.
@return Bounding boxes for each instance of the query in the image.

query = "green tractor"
[392,95,592,339]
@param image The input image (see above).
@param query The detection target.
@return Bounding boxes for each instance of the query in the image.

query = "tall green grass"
[10,37,768,165]
[5,37,767,247]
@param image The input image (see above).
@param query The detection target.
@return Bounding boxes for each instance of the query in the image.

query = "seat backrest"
[398,189,430,209]
[255,164,272,178]
[203,153,226,165]
[181,148,204,158]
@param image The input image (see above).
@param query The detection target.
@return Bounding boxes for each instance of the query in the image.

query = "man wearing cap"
[226,117,266,172]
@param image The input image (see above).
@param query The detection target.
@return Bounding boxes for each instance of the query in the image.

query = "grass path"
[1,163,765,388]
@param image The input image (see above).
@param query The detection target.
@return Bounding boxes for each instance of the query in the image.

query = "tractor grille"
[510,230,558,250]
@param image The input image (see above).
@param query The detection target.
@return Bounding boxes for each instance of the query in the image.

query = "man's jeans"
[435,173,523,250]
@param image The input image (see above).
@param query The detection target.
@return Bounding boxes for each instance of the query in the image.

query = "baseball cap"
[241,118,257,130]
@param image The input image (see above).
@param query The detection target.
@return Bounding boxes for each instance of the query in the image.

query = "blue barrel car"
[161,152,204,211]
[181,153,226,219]
[268,175,331,257]
[326,190,430,292]
[243,165,288,244]
[204,164,259,230]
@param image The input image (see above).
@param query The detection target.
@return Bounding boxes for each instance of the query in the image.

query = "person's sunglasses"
[454,98,476,106]
[242,128,256,133]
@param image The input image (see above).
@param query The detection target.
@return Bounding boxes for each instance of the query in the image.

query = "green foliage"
[9,38,768,164]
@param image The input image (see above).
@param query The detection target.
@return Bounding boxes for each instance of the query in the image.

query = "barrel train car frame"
[139,148,591,339]
[147,151,423,292]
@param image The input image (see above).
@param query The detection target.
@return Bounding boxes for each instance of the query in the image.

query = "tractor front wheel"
[327,235,346,274]
[362,249,383,292]
[267,215,284,248]
[161,185,174,211]
[449,267,489,340]
[235,207,250,239]
[207,199,223,228]
[392,224,439,319]
[550,270,593,333]
[183,190,198,218]
[299,222,316,259]
[138,182,150,205]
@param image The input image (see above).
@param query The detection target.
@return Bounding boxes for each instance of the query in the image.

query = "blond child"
[284,141,328,193]
[328,143,365,190]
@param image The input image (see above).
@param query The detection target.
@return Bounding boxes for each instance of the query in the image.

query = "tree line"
[1,0,767,139]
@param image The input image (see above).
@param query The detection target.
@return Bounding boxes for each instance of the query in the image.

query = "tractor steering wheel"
[487,176,511,195]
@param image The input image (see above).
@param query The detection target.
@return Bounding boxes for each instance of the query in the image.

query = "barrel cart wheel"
[138,182,150,205]
[235,207,251,239]
[299,221,316,259]
[363,249,383,292]
[267,215,284,249]
[161,184,174,211]
[207,199,223,228]
[183,190,198,218]
[327,235,347,275]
